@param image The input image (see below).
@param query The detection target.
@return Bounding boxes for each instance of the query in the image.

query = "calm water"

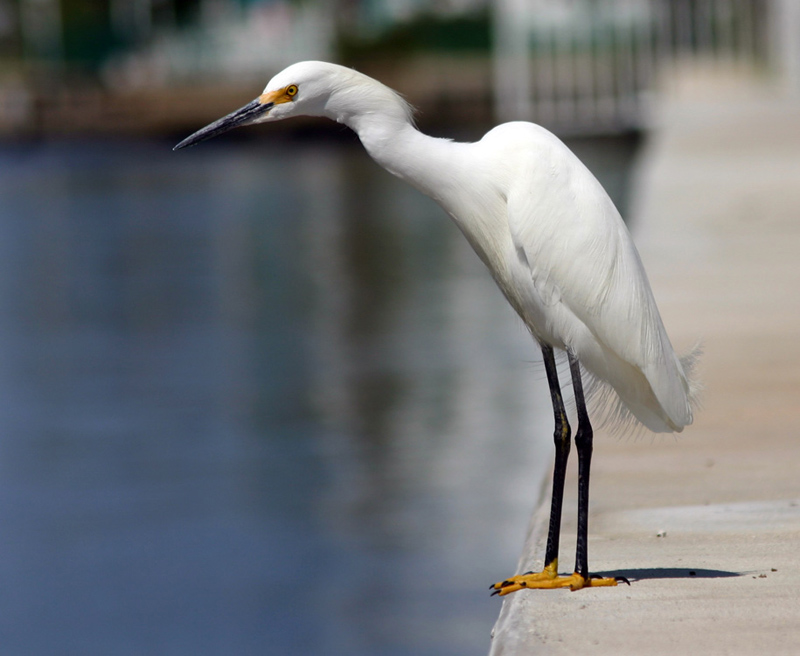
[0,133,638,655]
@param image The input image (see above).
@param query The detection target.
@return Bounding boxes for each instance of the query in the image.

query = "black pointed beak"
[173,99,273,150]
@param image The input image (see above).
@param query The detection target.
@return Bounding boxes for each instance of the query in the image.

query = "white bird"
[175,61,698,592]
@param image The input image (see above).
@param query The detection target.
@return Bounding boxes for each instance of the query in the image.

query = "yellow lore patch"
[259,86,297,106]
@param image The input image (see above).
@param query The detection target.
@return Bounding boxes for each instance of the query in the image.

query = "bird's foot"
[491,562,624,595]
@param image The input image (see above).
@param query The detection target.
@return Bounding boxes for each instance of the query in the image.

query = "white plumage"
[259,61,696,433]
[175,60,699,591]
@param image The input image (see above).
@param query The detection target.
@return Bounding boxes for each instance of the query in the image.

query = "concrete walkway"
[489,69,800,654]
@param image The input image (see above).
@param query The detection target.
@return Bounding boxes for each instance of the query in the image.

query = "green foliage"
[338,11,490,62]
[61,0,117,67]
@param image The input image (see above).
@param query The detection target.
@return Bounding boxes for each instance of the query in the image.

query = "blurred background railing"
[0,0,792,138]
[493,0,768,132]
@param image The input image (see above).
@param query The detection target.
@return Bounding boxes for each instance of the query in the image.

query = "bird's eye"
[286,85,298,97]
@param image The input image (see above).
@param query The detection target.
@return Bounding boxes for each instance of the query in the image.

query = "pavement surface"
[488,68,800,655]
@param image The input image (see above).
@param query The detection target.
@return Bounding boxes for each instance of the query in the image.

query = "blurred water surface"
[0,133,638,655]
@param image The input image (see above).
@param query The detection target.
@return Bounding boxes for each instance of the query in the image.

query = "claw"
[588,573,630,586]
[491,568,621,595]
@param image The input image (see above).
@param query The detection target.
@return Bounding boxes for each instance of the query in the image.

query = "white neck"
[325,88,467,206]
[318,78,504,273]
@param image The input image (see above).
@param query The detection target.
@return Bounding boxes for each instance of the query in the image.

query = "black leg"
[568,353,592,579]
[490,348,620,595]
[542,345,571,570]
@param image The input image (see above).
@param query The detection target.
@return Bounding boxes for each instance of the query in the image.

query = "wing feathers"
[504,130,696,433]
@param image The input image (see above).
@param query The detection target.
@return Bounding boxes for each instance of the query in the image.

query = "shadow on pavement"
[598,568,741,582]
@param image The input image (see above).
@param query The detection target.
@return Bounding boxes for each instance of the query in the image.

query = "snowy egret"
[175,61,697,592]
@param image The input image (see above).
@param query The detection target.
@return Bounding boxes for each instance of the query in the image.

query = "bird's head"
[174,61,412,150]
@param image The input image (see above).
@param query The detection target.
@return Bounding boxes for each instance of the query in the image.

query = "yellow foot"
[491,562,624,595]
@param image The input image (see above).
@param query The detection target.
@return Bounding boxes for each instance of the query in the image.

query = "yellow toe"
[491,562,619,595]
